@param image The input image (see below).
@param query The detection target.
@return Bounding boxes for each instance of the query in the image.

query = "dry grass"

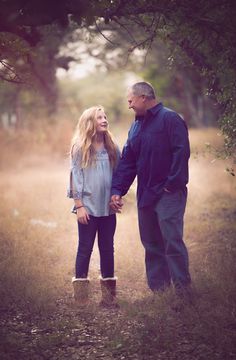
[0,126,235,303]
[0,125,236,358]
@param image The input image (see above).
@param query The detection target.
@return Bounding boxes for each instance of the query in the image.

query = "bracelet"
[74,205,84,210]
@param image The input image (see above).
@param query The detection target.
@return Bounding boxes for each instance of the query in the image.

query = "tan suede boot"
[100,277,119,308]
[72,277,90,306]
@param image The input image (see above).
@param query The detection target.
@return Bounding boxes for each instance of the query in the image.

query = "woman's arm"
[68,151,90,224]
[74,201,90,225]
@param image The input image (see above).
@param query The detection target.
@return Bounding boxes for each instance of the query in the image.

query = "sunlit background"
[0,7,236,358]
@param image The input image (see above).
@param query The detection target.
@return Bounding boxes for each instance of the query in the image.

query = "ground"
[0,128,236,359]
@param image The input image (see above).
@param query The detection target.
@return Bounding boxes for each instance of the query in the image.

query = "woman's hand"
[110,195,123,213]
[77,207,90,224]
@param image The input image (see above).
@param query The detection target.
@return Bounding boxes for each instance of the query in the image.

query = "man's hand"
[110,195,123,213]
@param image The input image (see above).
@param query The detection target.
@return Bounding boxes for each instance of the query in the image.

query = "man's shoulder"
[159,107,189,135]
[162,107,186,126]
[162,106,183,119]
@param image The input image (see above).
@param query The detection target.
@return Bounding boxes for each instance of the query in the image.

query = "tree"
[0,23,76,118]
[74,24,220,128]
[0,0,235,160]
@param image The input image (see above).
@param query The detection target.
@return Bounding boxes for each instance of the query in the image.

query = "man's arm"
[164,113,190,192]
[111,137,137,197]
[110,141,136,212]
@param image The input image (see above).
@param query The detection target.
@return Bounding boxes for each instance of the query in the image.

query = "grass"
[101,194,236,359]
[0,206,63,312]
[0,126,235,359]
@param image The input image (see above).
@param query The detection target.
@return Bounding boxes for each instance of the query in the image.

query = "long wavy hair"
[70,106,118,168]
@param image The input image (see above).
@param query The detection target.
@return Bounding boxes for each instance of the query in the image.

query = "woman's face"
[95,109,108,133]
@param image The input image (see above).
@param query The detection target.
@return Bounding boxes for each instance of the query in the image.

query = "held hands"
[110,195,123,213]
[76,207,90,224]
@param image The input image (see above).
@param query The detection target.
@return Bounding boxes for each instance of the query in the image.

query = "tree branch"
[0,60,24,84]
[0,24,40,46]
[95,20,119,46]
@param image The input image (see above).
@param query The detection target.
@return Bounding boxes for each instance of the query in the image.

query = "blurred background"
[0,2,236,358]
[0,0,235,303]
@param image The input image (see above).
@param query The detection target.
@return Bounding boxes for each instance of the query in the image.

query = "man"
[110,81,191,292]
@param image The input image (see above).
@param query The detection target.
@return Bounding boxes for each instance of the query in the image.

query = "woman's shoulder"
[71,145,82,163]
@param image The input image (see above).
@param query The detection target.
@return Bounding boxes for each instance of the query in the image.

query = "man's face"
[127,91,146,115]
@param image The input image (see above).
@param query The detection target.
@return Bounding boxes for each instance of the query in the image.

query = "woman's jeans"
[138,188,191,291]
[75,214,116,278]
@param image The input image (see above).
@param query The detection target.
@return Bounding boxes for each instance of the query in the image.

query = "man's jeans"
[76,214,116,278]
[138,188,191,291]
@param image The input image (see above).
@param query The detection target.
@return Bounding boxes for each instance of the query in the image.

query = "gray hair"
[130,82,156,99]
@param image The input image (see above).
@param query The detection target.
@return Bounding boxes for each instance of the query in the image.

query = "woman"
[67,106,120,307]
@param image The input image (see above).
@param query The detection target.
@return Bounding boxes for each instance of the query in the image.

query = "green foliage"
[58,71,131,123]
[217,84,236,162]
[0,24,75,115]
[140,45,220,128]
[162,1,236,160]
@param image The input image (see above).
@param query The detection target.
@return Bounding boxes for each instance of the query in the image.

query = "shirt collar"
[135,102,163,121]
[147,102,163,116]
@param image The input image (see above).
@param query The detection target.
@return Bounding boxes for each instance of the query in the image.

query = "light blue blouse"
[67,148,117,217]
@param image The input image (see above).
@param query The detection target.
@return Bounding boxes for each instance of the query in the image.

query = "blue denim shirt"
[111,103,190,208]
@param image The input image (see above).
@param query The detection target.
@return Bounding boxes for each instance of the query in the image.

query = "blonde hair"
[70,106,118,168]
